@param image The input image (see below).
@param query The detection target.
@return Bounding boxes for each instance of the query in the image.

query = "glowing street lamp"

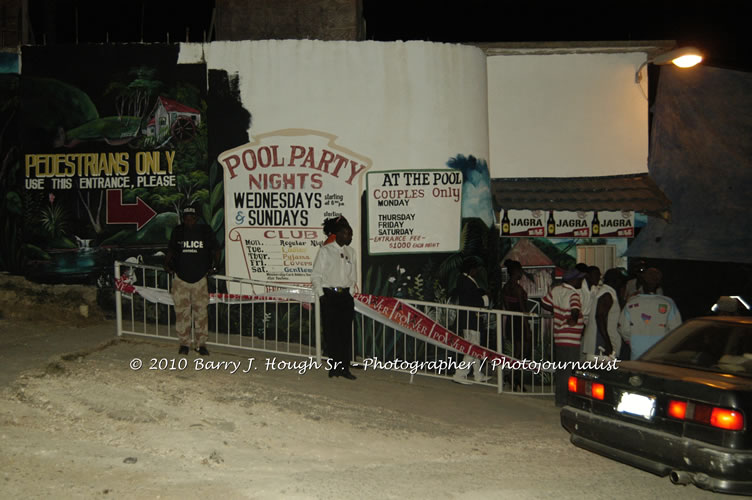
[635,46,703,83]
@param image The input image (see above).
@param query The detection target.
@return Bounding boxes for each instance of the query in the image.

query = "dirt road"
[0,314,720,499]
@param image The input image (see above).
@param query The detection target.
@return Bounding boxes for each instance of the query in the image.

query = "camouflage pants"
[171,275,209,347]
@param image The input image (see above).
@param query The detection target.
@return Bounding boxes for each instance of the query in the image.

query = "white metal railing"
[370,298,554,394]
[114,261,554,395]
[114,261,320,359]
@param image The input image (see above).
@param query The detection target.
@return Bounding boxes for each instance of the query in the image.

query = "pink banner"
[115,275,314,305]
[354,293,512,363]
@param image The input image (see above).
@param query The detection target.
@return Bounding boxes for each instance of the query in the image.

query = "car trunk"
[572,360,752,450]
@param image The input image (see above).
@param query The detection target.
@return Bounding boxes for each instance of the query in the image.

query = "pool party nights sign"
[367,170,462,254]
[218,129,370,287]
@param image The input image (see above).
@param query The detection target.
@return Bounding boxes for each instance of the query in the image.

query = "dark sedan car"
[561,316,752,495]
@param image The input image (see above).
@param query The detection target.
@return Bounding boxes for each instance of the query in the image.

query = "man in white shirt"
[618,268,682,359]
[311,216,358,380]
[580,265,601,328]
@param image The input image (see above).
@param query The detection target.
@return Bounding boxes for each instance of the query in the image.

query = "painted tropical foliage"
[14,47,213,285]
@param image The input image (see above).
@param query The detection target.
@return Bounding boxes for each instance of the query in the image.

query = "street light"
[635,46,703,83]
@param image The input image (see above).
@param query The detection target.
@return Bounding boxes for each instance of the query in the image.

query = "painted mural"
[16,45,211,286]
[0,52,21,274]
[5,40,606,319]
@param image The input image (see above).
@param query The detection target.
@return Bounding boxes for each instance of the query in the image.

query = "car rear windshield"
[641,319,752,378]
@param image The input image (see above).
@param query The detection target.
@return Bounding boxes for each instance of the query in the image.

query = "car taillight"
[711,408,744,431]
[667,399,744,430]
[667,400,687,419]
[568,376,578,393]
[591,382,605,400]
[568,376,604,400]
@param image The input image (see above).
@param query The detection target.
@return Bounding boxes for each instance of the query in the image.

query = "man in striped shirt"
[542,269,586,407]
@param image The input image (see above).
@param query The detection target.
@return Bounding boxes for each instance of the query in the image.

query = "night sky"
[362,0,750,71]
[26,0,750,71]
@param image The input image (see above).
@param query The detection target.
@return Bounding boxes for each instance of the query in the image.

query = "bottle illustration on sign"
[501,209,510,235]
[547,210,556,236]
[592,211,600,236]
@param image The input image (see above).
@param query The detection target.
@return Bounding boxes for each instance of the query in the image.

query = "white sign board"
[219,129,370,287]
[367,170,462,254]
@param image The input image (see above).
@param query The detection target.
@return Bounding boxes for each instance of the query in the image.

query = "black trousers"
[321,289,354,371]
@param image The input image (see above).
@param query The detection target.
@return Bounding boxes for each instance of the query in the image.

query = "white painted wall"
[487,52,649,178]
[182,40,490,171]
[180,42,650,180]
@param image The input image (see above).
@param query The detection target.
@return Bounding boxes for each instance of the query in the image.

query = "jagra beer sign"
[218,129,370,287]
[500,209,634,238]
[591,210,635,238]
[499,209,546,237]
[367,170,462,254]
[546,210,591,238]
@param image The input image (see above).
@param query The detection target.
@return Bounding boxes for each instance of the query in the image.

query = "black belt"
[324,287,350,294]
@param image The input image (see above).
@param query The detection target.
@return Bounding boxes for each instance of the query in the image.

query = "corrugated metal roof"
[490,173,671,220]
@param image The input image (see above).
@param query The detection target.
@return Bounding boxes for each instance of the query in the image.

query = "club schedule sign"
[367,170,462,254]
[219,129,370,287]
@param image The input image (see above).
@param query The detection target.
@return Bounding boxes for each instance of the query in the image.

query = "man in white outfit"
[618,268,682,359]
[579,265,601,330]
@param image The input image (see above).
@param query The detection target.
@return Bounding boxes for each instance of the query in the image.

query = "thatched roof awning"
[491,173,671,221]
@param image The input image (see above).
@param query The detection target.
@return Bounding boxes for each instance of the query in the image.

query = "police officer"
[165,204,220,356]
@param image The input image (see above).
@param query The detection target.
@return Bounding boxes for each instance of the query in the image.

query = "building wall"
[487,52,648,178]
[216,0,363,41]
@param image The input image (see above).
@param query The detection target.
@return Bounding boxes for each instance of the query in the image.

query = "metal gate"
[114,261,554,395]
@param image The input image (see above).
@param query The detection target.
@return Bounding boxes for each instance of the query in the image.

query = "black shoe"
[178,345,190,355]
[196,346,210,356]
[328,368,340,378]
[341,370,357,380]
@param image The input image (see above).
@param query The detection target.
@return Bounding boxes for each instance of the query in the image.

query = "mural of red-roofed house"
[501,238,555,298]
[145,96,201,143]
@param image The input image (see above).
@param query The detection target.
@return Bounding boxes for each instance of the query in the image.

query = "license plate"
[616,392,656,420]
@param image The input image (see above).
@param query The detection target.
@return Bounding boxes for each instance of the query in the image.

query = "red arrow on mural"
[106,189,157,230]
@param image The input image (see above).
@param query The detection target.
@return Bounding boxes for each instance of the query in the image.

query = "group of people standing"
[162,206,683,404]
[542,262,682,406]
